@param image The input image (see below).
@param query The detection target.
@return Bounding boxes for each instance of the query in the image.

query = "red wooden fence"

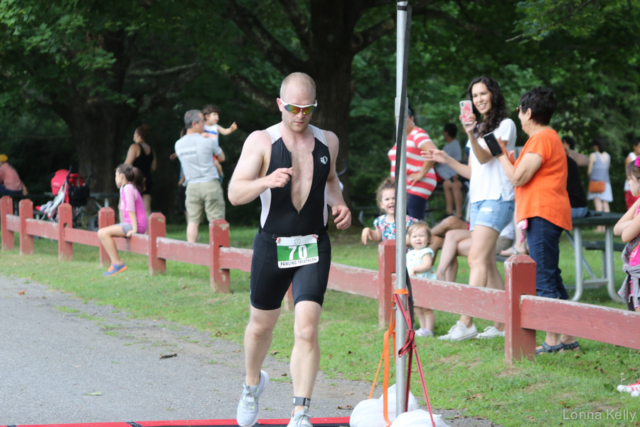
[1,196,638,364]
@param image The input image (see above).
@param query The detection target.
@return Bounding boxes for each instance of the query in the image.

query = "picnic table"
[569,211,624,303]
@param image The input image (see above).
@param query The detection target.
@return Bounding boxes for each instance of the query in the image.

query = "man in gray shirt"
[435,123,464,217]
[175,109,226,242]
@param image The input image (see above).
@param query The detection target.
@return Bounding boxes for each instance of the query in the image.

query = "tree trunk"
[52,98,137,193]
[310,57,354,208]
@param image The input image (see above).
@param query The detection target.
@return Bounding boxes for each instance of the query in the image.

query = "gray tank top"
[590,152,610,183]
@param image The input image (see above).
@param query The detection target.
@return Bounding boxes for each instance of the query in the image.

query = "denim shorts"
[117,222,133,234]
[571,206,589,219]
[469,198,514,233]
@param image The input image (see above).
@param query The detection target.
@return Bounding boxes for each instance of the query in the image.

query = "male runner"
[228,72,351,427]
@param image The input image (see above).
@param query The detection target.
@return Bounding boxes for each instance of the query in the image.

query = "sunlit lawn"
[1,223,638,426]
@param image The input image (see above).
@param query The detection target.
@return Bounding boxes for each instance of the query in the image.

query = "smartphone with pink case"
[460,100,473,124]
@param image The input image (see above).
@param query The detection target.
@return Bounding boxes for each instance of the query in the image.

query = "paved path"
[0,276,500,426]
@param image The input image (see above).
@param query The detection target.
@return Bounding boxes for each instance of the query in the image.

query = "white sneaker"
[236,370,269,427]
[476,326,505,339]
[438,321,477,341]
[414,328,434,337]
[288,407,313,427]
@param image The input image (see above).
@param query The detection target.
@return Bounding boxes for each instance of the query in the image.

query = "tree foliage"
[1,0,639,219]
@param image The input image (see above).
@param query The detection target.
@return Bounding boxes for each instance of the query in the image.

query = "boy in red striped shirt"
[388,108,437,220]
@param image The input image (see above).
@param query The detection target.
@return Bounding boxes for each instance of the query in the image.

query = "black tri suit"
[250,123,332,310]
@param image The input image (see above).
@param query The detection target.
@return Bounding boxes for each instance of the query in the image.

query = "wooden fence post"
[57,203,73,261]
[98,208,115,267]
[378,240,396,328]
[1,196,14,250]
[504,254,537,364]
[19,199,34,255]
[210,219,230,293]
[148,213,166,276]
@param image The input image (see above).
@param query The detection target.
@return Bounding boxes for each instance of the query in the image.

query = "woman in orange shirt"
[496,86,579,354]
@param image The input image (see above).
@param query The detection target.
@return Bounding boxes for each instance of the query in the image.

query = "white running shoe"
[414,328,434,337]
[236,370,270,427]
[475,326,506,339]
[287,407,313,427]
[438,321,477,341]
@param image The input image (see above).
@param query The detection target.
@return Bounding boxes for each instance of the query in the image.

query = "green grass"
[1,224,639,426]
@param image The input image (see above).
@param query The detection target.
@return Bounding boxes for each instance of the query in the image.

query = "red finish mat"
[1,418,350,427]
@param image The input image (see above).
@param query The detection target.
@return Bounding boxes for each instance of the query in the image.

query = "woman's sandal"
[500,245,525,256]
[535,341,565,354]
[562,341,580,351]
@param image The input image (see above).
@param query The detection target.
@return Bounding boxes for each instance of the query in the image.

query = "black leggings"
[250,231,331,310]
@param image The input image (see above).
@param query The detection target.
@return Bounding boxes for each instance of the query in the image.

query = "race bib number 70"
[276,234,319,268]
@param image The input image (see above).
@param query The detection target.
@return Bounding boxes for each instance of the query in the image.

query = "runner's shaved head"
[280,72,316,101]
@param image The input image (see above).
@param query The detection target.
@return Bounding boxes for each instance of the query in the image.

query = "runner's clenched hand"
[265,168,294,188]
[332,204,351,229]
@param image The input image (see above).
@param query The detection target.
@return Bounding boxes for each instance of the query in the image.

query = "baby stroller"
[37,166,94,229]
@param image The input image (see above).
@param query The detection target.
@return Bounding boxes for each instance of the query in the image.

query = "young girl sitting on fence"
[614,158,640,396]
[406,221,436,337]
[98,164,148,277]
[361,177,418,245]
[614,158,640,313]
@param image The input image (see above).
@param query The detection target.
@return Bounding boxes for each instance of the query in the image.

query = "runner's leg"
[290,300,322,413]
[244,306,281,386]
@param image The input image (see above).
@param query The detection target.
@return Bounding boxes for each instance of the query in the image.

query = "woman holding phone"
[423,76,516,341]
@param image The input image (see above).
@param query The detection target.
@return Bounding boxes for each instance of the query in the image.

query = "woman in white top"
[624,138,640,210]
[424,76,517,341]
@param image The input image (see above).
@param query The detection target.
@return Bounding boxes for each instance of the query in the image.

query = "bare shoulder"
[243,130,272,152]
[322,130,339,152]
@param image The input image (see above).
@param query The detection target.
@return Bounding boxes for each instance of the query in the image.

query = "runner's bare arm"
[324,131,351,229]
[228,131,293,206]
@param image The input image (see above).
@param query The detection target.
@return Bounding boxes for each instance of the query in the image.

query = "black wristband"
[293,396,311,407]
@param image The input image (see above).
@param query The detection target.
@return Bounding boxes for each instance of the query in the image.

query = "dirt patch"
[497,365,520,377]
[522,380,548,393]
[437,354,461,365]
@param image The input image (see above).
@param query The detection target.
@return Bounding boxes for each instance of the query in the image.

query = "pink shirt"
[119,183,147,234]
[0,163,22,191]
